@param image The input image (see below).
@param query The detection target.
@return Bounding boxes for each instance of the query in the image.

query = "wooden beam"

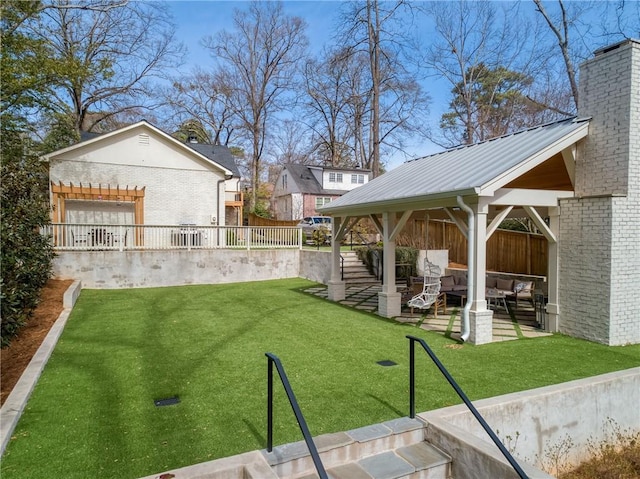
[561,146,576,188]
[389,210,413,242]
[487,206,513,239]
[491,188,574,207]
[523,206,556,243]
[444,207,468,239]
[369,214,383,235]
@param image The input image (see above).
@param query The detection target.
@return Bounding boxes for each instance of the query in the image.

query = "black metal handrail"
[265,353,328,479]
[406,335,529,479]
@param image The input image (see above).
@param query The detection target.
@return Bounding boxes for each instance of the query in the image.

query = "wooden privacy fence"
[248,213,299,227]
[398,219,548,276]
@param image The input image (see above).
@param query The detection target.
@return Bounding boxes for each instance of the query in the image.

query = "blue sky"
[166,1,446,168]
[163,1,639,169]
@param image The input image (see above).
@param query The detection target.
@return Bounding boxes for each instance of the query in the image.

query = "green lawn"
[2,278,639,479]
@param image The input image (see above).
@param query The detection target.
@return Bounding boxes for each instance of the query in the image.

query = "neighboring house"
[44,121,243,229]
[271,164,371,220]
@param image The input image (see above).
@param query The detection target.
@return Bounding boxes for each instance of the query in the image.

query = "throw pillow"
[440,275,455,287]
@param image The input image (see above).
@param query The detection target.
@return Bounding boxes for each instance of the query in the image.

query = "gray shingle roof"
[322,117,589,214]
[186,143,241,178]
[285,163,351,195]
[285,164,323,194]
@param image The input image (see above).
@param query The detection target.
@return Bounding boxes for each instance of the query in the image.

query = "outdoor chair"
[407,259,442,314]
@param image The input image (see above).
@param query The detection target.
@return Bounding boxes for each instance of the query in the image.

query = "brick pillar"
[559,40,640,345]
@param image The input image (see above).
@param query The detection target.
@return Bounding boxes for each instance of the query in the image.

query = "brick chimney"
[558,39,640,346]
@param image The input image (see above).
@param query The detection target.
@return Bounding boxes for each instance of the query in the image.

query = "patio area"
[304,284,551,342]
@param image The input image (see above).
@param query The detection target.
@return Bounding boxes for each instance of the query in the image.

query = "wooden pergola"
[50,182,146,245]
[51,182,145,224]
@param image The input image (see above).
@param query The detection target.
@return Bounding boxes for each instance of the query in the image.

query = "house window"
[315,197,332,209]
[351,174,365,184]
[329,172,343,183]
[282,174,287,189]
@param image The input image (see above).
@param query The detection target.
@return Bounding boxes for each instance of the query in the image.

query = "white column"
[546,207,560,331]
[469,202,492,345]
[327,216,345,301]
[378,212,401,317]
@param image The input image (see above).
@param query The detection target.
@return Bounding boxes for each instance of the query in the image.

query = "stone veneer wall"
[559,40,640,345]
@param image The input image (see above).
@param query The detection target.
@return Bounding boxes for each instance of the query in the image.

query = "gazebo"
[321,117,589,345]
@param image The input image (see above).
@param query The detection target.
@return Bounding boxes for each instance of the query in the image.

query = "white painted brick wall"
[560,40,640,345]
[51,160,222,226]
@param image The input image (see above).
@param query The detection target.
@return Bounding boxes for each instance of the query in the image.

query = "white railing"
[41,223,303,251]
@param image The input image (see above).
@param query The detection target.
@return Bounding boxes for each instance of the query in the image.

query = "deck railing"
[41,223,302,251]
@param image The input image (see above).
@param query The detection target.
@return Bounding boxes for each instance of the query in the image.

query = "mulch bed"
[1,279,73,406]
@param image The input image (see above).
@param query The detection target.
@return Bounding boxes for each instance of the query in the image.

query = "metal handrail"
[406,335,529,479]
[265,353,328,479]
[349,230,381,280]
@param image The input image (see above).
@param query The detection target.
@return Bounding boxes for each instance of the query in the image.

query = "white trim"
[480,122,589,196]
[562,146,576,188]
[490,188,574,207]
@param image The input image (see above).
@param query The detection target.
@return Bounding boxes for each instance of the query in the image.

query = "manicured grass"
[2,278,639,479]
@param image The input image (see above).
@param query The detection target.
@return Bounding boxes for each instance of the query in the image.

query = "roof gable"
[322,117,589,214]
[43,121,234,176]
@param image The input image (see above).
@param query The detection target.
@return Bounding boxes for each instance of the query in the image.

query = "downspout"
[217,179,226,226]
[457,196,474,342]
[217,174,233,227]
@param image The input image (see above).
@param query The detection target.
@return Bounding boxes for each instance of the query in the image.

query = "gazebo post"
[545,207,560,331]
[327,216,346,301]
[378,212,401,317]
[467,202,493,345]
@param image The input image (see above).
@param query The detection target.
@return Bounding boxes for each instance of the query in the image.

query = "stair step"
[397,442,452,473]
[341,252,380,286]
[359,451,415,478]
[293,442,451,479]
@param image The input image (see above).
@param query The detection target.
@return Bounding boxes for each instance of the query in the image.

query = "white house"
[44,121,244,233]
[271,164,371,220]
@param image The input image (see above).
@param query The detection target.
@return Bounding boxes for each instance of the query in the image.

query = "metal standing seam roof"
[321,117,590,214]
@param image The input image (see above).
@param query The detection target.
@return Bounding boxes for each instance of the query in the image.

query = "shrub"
[1,127,54,347]
[355,245,418,277]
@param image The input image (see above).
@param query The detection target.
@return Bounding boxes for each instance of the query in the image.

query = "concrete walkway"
[304,284,552,342]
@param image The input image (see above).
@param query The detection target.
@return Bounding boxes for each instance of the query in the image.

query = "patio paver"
[303,284,551,343]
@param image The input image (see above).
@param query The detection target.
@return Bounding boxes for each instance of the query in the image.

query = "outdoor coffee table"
[486,288,508,312]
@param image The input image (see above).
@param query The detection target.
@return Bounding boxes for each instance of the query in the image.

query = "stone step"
[341,252,380,286]
[263,418,451,479]
[293,442,451,479]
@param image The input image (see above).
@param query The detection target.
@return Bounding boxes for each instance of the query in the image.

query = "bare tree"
[421,0,551,146]
[203,1,308,211]
[24,0,184,136]
[167,68,237,146]
[533,0,581,109]
[533,0,640,110]
[303,48,357,167]
[270,119,313,165]
[338,0,430,175]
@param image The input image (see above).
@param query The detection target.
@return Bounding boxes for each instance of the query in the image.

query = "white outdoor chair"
[407,259,442,312]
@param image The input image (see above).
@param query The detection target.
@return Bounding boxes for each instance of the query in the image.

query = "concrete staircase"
[263,417,452,479]
[341,250,380,286]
